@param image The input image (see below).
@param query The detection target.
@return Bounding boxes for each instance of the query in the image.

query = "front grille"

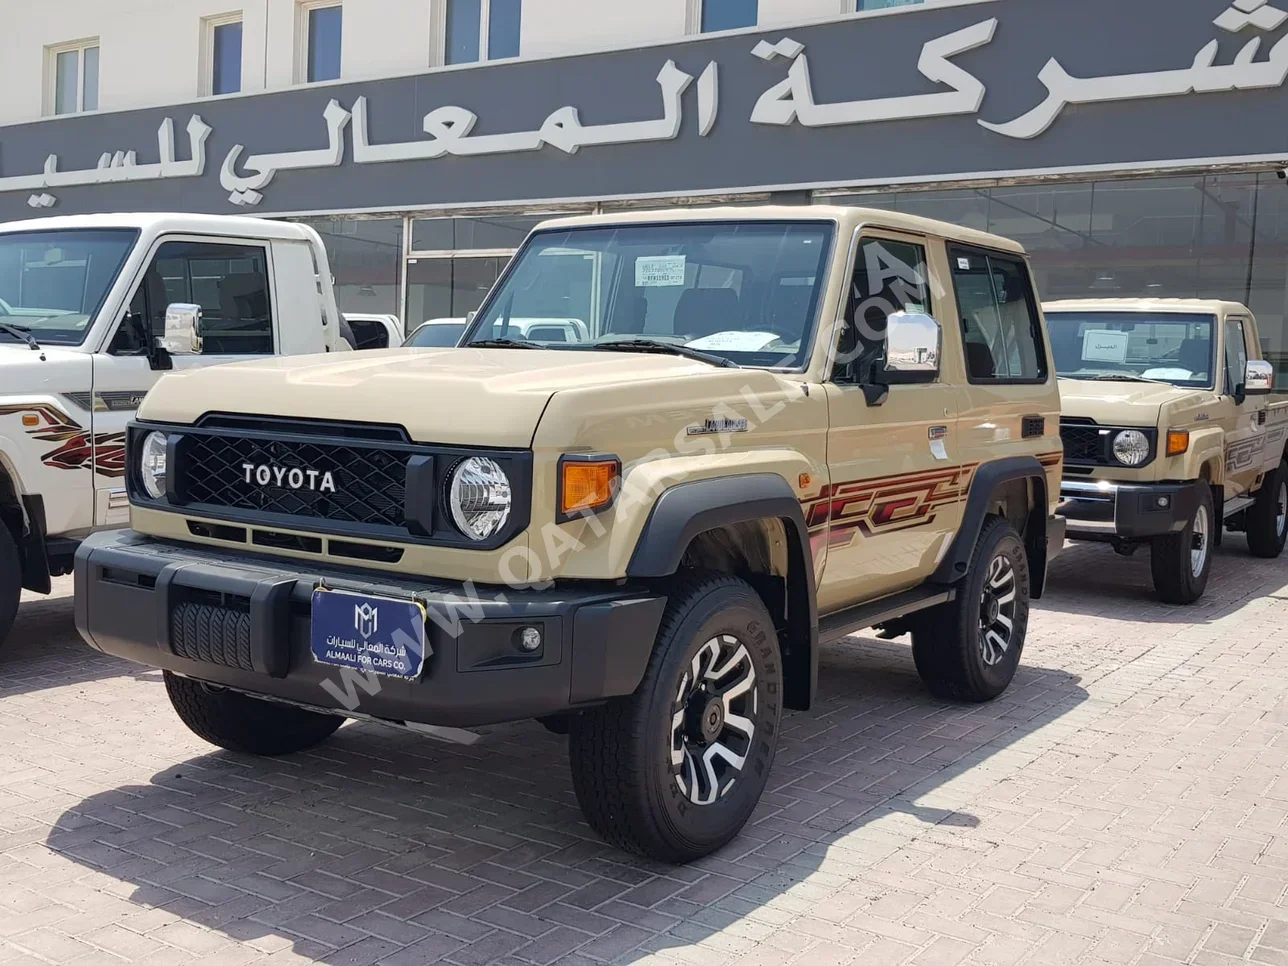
[176,434,408,528]
[1060,421,1107,464]
[170,601,254,671]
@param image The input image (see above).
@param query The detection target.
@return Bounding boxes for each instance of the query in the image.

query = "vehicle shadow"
[1039,535,1283,625]
[1,590,154,697]
[40,638,1088,965]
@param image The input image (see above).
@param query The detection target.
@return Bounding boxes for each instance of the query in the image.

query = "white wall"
[0,0,915,127]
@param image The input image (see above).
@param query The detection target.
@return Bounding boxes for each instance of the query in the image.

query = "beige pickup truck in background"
[1047,299,1286,603]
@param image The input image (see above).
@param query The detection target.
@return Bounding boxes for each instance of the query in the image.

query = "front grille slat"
[1060,423,1106,464]
[177,433,409,529]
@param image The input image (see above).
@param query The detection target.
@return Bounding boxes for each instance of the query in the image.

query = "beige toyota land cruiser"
[75,206,1063,862]
[1047,299,1287,604]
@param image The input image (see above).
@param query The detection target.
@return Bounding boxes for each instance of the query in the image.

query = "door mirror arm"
[127,311,172,371]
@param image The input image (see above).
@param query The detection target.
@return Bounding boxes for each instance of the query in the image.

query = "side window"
[115,241,274,356]
[345,318,389,350]
[1224,319,1249,395]
[951,248,1048,383]
[835,237,929,383]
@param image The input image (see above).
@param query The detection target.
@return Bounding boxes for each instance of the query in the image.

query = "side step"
[1222,495,1254,519]
[818,585,955,646]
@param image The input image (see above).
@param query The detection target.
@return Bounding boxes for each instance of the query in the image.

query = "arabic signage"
[2,0,1287,220]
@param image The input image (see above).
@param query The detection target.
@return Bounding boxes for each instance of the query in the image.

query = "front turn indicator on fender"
[559,456,620,521]
[1166,430,1190,457]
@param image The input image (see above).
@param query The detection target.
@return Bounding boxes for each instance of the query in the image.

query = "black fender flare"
[932,456,1051,598]
[627,473,819,711]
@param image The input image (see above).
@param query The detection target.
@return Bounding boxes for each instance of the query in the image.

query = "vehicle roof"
[1044,298,1252,316]
[0,212,319,241]
[536,205,1027,255]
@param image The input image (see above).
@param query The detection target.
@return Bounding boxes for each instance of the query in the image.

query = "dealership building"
[4,0,1288,378]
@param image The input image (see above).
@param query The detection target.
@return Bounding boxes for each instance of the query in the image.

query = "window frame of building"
[200,12,244,97]
[687,0,758,34]
[436,0,523,67]
[295,0,343,84]
[45,38,100,116]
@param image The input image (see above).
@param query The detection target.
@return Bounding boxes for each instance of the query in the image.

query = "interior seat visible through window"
[674,288,741,340]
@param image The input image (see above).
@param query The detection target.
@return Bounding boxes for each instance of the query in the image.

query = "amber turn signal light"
[1166,430,1190,457]
[560,457,620,520]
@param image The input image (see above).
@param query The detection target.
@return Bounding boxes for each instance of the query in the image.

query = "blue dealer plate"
[310,589,429,681]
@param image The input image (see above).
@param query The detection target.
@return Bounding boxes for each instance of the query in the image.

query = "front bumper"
[1058,478,1203,540]
[75,530,666,728]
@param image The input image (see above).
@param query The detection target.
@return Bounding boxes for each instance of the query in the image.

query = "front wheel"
[1150,485,1214,604]
[912,517,1030,703]
[164,672,344,755]
[569,573,782,863]
[1245,460,1288,559]
[0,524,20,651]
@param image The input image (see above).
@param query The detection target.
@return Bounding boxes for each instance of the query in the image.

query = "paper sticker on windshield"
[636,255,687,287]
[687,331,781,351]
[1082,329,1129,363]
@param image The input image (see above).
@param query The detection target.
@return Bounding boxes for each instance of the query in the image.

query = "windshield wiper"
[0,322,39,350]
[466,338,542,350]
[1080,373,1171,385]
[589,339,740,369]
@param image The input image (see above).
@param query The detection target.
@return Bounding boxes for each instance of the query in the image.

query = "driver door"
[1222,316,1268,499]
[92,235,280,527]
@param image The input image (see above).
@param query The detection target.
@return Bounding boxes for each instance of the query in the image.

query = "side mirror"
[1245,359,1274,396]
[162,303,202,355]
[884,311,941,381]
[465,311,477,325]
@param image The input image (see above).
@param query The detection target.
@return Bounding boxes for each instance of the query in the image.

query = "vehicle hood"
[0,343,91,396]
[1058,377,1211,427]
[138,347,723,446]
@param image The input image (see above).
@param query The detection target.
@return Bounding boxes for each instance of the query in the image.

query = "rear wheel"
[912,517,1029,702]
[164,672,344,755]
[1151,485,1214,604]
[1245,460,1288,559]
[0,525,20,651]
[569,573,782,863]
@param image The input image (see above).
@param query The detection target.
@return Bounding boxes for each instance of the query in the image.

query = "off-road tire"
[911,517,1030,702]
[1150,484,1215,604]
[569,572,782,863]
[1245,459,1288,558]
[0,524,19,651]
[163,671,343,755]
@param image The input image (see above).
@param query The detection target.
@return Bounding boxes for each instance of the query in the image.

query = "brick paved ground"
[2,537,1288,966]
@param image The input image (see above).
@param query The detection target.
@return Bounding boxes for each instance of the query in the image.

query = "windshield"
[1047,311,1216,389]
[405,321,467,347]
[0,229,139,346]
[462,221,835,369]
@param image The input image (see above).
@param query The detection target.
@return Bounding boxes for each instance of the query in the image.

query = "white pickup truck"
[0,212,359,649]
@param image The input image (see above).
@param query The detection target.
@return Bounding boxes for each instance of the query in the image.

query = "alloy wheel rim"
[670,634,758,806]
[979,553,1017,667]
[1191,503,1210,577]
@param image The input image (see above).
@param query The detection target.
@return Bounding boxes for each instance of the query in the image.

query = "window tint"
[212,21,243,95]
[951,249,1048,382]
[346,318,389,350]
[488,0,522,59]
[81,45,99,111]
[122,241,273,355]
[702,0,758,32]
[446,0,482,64]
[837,237,929,383]
[307,5,342,83]
[1225,319,1249,395]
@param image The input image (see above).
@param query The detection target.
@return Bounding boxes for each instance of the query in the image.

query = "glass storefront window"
[405,256,506,325]
[299,217,403,318]
[410,215,547,252]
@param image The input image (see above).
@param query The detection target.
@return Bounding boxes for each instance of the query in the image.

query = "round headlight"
[1112,430,1150,466]
[449,457,512,541]
[139,431,169,499]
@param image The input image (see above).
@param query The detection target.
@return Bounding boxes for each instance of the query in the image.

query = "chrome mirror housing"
[1245,359,1274,395]
[161,303,202,355]
[885,311,941,376]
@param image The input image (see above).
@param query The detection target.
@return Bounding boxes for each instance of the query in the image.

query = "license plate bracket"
[310,588,429,681]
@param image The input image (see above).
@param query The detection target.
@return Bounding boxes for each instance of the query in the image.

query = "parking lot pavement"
[2,540,1288,966]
